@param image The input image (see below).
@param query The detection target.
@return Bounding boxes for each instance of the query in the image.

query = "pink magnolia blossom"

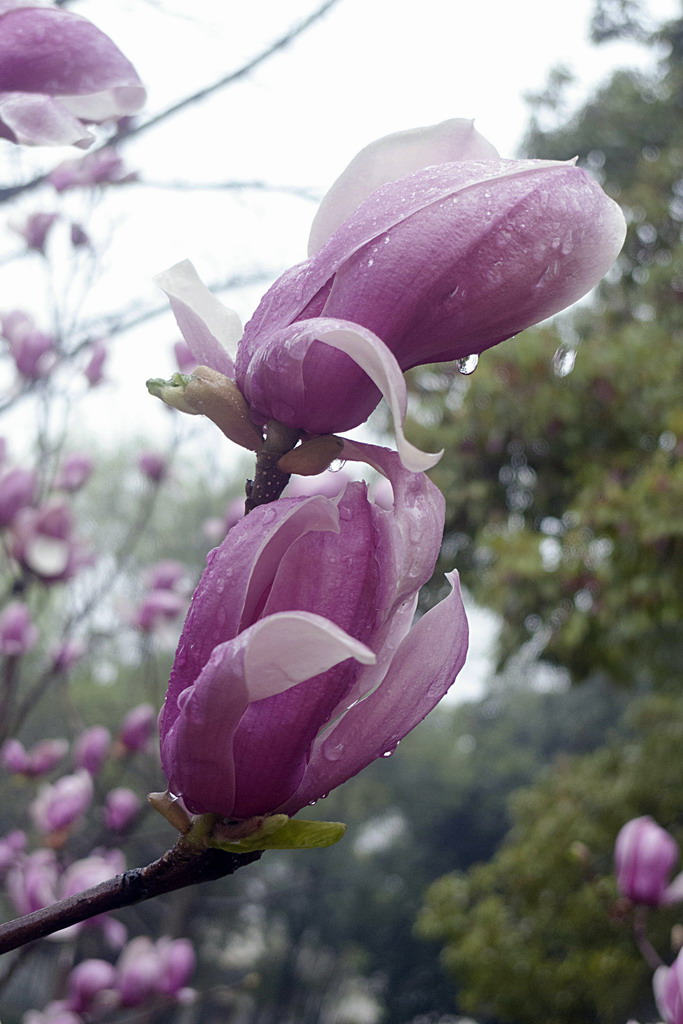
[146,559,186,592]
[65,959,117,1014]
[615,816,679,905]
[115,936,195,1007]
[0,2,145,147]
[157,118,625,468]
[0,466,36,526]
[7,848,59,915]
[138,451,167,483]
[73,725,111,775]
[2,310,54,379]
[2,737,67,776]
[83,339,108,387]
[11,211,58,253]
[104,787,141,832]
[160,442,468,819]
[50,147,136,191]
[55,452,93,492]
[0,829,26,874]
[30,769,93,834]
[655,950,683,1024]
[0,600,38,654]
[11,502,93,583]
[118,703,155,753]
[132,589,186,632]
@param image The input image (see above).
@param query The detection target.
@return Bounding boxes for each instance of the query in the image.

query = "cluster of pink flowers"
[24,934,194,1023]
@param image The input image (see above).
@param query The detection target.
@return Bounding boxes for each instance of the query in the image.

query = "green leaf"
[210,817,347,852]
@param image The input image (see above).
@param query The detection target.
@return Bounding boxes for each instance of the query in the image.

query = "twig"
[0,840,261,953]
[0,0,342,203]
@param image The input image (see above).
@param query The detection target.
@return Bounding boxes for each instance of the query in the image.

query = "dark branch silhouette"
[0,0,342,204]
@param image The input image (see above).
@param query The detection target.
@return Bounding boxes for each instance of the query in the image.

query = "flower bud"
[66,959,117,1014]
[104,788,141,832]
[615,816,678,905]
[118,704,156,753]
[73,726,111,775]
[0,601,38,654]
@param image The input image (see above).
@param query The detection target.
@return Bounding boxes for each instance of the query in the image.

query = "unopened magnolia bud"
[146,374,198,415]
[147,367,263,452]
[277,435,344,476]
[184,366,263,451]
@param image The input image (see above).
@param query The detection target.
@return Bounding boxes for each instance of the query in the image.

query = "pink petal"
[164,612,373,816]
[279,572,468,814]
[309,118,500,255]
[241,315,440,468]
[155,260,241,377]
[0,92,91,146]
[159,495,339,742]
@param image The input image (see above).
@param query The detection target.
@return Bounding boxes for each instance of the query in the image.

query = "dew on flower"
[457,354,479,375]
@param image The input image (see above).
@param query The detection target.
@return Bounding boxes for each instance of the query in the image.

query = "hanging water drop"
[553,346,576,378]
[457,354,479,375]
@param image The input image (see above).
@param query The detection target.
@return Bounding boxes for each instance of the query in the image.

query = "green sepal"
[209,817,347,853]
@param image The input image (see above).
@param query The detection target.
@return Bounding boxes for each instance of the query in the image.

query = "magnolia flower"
[30,770,93,834]
[118,703,156,753]
[83,339,108,387]
[138,451,167,482]
[116,936,195,1007]
[55,453,94,492]
[104,787,141,832]
[65,959,117,1015]
[50,147,136,191]
[0,1,145,147]
[11,502,93,583]
[72,725,111,775]
[11,211,58,253]
[155,118,625,469]
[132,589,186,632]
[0,467,35,526]
[2,311,55,380]
[0,600,38,654]
[615,816,679,905]
[655,950,683,1024]
[2,737,67,776]
[160,442,468,819]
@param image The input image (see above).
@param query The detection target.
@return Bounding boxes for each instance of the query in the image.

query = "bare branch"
[0,0,342,204]
[0,841,261,954]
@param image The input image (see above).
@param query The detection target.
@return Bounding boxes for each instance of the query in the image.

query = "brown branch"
[0,840,261,954]
[0,0,342,203]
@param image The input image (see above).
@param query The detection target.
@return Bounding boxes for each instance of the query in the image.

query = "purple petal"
[279,572,468,815]
[164,612,373,816]
[159,495,340,742]
[0,7,144,106]
[241,316,441,467]
[155,260,241,378]
[0,92,91,146]
[309,118,500,255]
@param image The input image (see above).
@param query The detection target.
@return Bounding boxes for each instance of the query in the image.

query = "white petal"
[155,260,242,376]
[244,611,375,702]
[308,118,500,255]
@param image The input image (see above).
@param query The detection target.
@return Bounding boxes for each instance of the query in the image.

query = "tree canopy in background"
[413,4,683,1021]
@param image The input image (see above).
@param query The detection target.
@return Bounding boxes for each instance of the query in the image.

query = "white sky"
[1,0,678,700]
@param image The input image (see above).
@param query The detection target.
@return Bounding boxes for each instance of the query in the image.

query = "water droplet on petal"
[262,508,276,523]
[325,742,345,762]
[553,346,576,377]
[457,354,479,375]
